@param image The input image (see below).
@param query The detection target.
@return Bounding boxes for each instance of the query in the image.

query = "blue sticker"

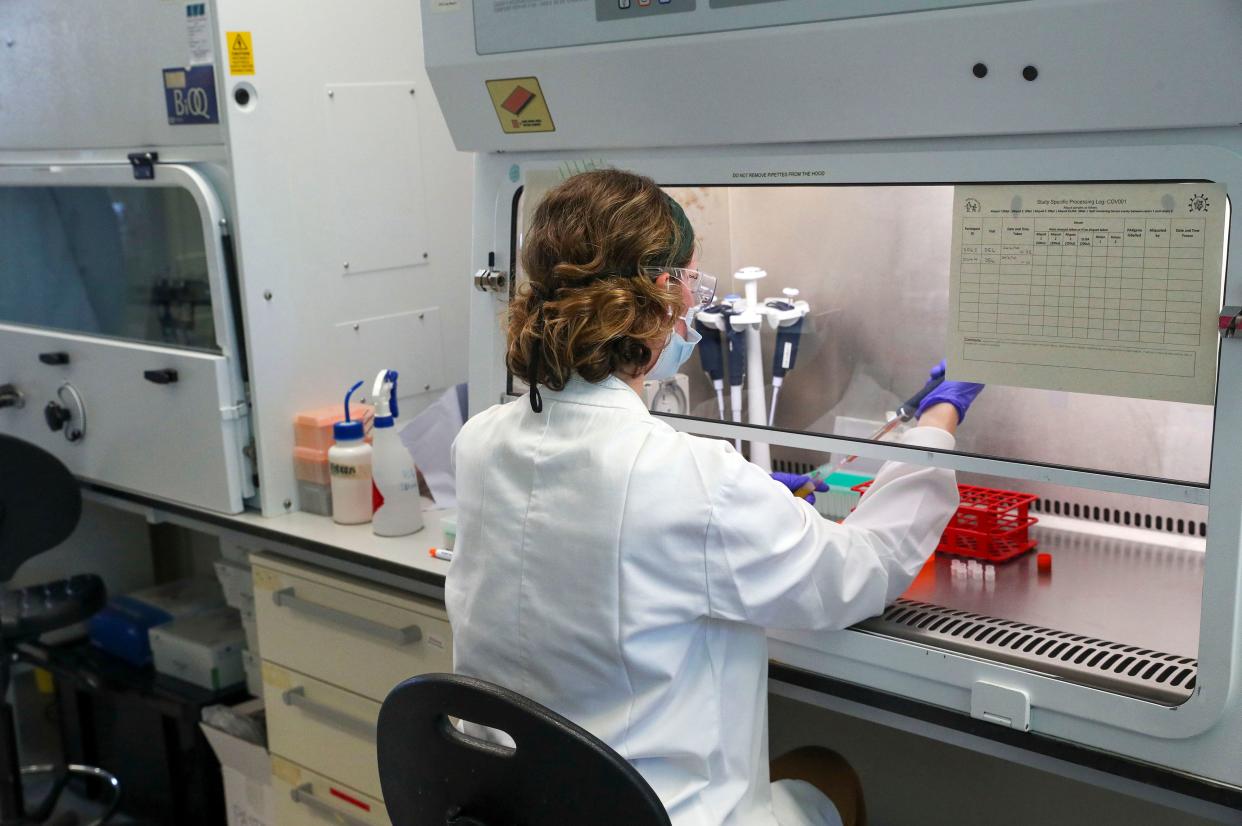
[163,65,219,125]
[508,164,521,183]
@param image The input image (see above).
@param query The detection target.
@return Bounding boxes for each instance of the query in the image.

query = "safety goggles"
[642,267,718,308]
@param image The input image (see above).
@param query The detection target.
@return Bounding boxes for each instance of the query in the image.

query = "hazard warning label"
[485,77,554,134]
[226,31,254,75]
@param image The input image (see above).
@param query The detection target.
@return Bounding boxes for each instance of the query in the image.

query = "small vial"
[984,565,996,581]
[969,563,983,579]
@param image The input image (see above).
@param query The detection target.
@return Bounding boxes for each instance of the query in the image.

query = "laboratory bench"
[78,483,1242,820]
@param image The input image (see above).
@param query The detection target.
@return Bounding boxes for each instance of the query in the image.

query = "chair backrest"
[377,673,672,826]
[0,435,82,582]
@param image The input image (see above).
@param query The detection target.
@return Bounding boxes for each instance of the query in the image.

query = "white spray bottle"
[371,370,424,537]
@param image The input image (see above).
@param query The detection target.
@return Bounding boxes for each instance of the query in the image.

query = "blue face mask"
[647,319,701,382]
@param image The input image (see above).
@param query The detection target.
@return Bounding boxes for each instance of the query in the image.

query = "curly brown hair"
[508,169,695,411]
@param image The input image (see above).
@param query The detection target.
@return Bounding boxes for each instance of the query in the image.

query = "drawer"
[272,756,390,826]
[252,555,452,701]
[264,662,382,799]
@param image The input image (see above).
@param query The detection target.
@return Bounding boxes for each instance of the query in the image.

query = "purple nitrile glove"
[914,360,985,424]
[771,473,830,505]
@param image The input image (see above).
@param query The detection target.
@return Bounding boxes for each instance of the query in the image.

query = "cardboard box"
[201,699,274,826]
[150,607,246,690]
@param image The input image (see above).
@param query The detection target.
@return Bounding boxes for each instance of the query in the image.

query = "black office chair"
[378,673,671,826]
[0,435,118,825]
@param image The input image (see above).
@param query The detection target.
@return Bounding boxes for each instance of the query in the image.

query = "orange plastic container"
[293,446,331,485]
[294,404,373,451]
[852,481,1038,564]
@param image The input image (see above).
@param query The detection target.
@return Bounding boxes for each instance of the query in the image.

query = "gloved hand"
[914,360,985,424]
[771,473,829,505]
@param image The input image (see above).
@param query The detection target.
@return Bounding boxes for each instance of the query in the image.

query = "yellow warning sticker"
[486,77,555,134]
[226,31,254,75]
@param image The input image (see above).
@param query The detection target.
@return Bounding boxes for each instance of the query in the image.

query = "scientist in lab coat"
[447,170,982,826]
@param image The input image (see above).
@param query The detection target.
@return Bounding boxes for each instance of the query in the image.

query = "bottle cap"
[334,420,365,440]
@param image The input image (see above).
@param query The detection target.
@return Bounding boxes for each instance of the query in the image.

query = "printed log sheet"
[947,183,1226,404]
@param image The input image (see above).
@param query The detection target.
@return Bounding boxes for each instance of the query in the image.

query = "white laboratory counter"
[82,485,452,600]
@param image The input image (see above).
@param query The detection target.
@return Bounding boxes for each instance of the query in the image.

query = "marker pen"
[429,548,454,562]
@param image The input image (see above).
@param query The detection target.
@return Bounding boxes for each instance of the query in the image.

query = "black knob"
[44,401,70,432]
[143,368,179,385]
[38,352,70,365]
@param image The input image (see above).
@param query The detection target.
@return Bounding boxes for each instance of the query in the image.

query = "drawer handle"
[282,686,378,740]
[271,587,422,645]
[290,783,371,826]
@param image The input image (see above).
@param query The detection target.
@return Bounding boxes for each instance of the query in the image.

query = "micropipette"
[766,294,805,426]
[694,310,727,421]
[831,371,946,471]
[804,367,948,484]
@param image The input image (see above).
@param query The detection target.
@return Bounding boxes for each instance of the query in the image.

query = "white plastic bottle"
[328,381,373,525]
[371,369,424,536]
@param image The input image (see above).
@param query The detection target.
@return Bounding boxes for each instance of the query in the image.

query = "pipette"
[694,310,727,420]
[766,291,805,426]
[831,372,946,471]
[799,367,943,484]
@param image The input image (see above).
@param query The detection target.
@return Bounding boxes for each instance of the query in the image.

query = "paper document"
[947,183,1226,404]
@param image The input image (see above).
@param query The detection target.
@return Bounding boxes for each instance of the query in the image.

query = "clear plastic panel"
[664,185,1221,486]
[0,185,217,351]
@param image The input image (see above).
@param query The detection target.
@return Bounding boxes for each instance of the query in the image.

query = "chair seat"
[1,575,105,640]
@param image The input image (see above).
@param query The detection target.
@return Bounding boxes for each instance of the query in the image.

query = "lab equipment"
[88,578,226,667]
[293,447,334,516]
[441,513,458,549]
[733,267,771,470]
[294,403,374,452]
[693,311,728,419]
[428,548,455,562]
[432,0,1242,809]
[854,481,1039,564]
[834,366,950,470]
[0,2,470,517]
[766,289,809,426]
[149,606,246,691]
[328,381,373,525]
[371,369,424,537]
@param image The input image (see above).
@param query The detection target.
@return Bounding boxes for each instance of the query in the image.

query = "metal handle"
[282,686,377,739]
[271,587,422,645]
[290,784,371,826]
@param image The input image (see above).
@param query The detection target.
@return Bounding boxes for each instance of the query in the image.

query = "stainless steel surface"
[667,185,1217,490]
[899,522,1204,657]
[856,520,1204,704]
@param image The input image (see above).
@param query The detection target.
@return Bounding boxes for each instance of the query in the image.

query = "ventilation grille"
[1032,498,1206,538]
[859,599,1197,705]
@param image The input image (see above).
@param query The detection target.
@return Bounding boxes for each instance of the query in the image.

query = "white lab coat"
[447,375,959,826]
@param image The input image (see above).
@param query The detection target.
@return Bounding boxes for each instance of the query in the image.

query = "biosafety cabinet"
[424,0,1242,809]
[0,1,471,515]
